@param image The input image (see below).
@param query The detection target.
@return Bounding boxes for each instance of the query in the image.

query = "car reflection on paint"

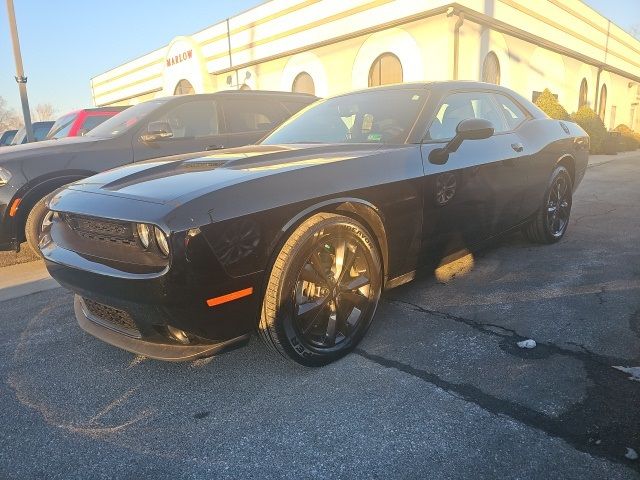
[42,82,589,366]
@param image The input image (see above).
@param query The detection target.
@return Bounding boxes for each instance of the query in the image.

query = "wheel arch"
[268,197,389,285]
[556,154,576,187]
[11,169,97,242]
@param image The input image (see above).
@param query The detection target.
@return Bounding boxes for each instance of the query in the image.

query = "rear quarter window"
[282,100,315,115]
[494,94,528,130]
[224,99,290,133]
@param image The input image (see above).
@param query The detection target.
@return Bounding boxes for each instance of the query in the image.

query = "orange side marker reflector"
[9,198,22,217]
[206,287,253,307]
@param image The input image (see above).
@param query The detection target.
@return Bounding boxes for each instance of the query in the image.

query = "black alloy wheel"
[259,213,382,366]
[523,165,573,244]
[546,174,571,238]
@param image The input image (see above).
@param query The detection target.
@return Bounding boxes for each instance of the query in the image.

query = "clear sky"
[0,0,638,118]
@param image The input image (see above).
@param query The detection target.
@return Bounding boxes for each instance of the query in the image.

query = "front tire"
[523,165,573,244]
[259,213,383,366]
[25,193,54,257]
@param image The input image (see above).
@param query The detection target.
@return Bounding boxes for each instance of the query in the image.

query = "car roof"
[81,106,130,113]
[60,106,130,116]
[327,81,546,119]
[16,121,54,128]
[14,121,54,131]
[153,90,318,104]
[333,81,523,96]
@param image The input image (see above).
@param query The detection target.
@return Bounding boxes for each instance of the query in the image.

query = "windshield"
[47,112,78,139]
[86,100,166,138]
[262,89,428,145]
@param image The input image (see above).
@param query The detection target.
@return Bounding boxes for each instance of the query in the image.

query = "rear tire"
[523,165,573,244]
[259,213,382,366]
[25,193,54,257]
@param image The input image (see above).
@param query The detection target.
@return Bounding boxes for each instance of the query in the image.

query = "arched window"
[481,51,501,85]
[292,72,315,95]
[368,53,403,87]
[578,78,588,108]
[174,79,195,96]
[598,84,607,120]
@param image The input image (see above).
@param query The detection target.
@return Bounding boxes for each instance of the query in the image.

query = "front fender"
[0,170,96,250]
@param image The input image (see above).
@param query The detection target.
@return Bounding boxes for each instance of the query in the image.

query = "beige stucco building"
[91,0,640,131]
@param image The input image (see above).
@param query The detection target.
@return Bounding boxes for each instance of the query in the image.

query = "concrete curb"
[0,261,59,303]
[588,150,639,168]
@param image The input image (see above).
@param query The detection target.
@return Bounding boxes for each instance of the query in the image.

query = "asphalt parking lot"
[1,154,639,480]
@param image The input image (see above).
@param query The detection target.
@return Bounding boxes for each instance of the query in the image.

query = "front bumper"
[75,295,250,361]
[0,183,20,251]
[0,211,18,251]
[43,219,264,361]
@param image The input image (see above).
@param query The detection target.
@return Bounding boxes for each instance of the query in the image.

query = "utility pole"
[5,0,34,142]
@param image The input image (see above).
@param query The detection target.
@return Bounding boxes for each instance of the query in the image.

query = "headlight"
[136,223,151,248]
[0,167,12,187]
[154,226,170,256]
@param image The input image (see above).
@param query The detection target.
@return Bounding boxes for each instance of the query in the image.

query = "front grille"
[83,298,140,336]
[65,214,137,247]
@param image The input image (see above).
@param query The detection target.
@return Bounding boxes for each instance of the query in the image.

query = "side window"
[223,99,289,133]
[427,92,508,141]
[494,94,528,130]
[150,100,219,139]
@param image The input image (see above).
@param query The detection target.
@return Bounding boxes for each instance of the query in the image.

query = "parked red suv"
[46,106,129,139]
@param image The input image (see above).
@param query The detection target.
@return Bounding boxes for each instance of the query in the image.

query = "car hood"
[0,135,104,163]
[67,144,392,204]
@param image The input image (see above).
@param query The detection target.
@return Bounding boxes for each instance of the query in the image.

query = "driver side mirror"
[428,118,494,165]
[140,121,173,143]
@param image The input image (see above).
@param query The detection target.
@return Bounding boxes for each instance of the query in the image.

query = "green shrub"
[571,106,607,154]
[613,124,640,151]
[534,88,570,120]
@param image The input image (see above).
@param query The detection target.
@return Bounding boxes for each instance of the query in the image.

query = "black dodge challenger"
[42,82,589,366]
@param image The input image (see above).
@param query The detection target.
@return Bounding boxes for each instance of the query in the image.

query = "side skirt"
[383,217,536,292]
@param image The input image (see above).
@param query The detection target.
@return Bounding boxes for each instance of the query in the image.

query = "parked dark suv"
[0,90,316,253]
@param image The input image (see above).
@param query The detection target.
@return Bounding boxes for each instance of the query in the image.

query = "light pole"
[5,0,34,142]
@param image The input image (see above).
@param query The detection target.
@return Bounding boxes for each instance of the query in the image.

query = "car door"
[419,90,527,261]
[132,98,227,161]
[219,97,292,147]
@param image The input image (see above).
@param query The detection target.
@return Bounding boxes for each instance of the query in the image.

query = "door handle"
[511,143,524,153]
[205,144,224,151]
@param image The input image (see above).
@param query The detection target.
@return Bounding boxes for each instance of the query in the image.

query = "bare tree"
[631,24,640,40]
[32,103,56,122]
[0,96,23,131]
